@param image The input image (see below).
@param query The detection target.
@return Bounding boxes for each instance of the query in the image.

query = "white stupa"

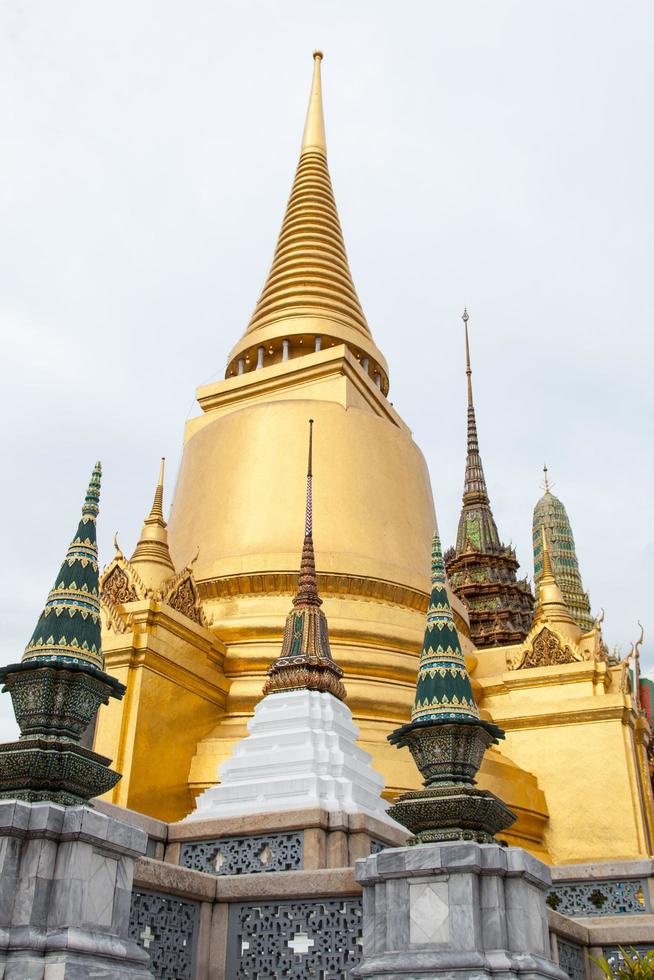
[188,421,401,828]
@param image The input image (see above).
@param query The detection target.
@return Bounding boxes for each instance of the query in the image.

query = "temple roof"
[226,52,388,391]
[533,467,594,633]
[23,462,104,671]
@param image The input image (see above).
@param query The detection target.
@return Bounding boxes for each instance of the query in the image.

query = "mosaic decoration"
[547,879,650,917]
[410,532,480,725]
[23,462,104,670]
[129,888,199,980]
[0,464,126,805]
[264,420,346,701]
[388,530,514,845]
[533,469,594,633]
[227,898,363,979]
[444,310,534,649]
[180,831,303,875]
[556,938,585,980]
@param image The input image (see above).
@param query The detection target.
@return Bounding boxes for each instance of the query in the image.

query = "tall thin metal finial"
[462,308,472,403]
[305,420,314,538]
[542,463,553,494]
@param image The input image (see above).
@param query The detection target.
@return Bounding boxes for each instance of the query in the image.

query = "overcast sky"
[1,1,652,742]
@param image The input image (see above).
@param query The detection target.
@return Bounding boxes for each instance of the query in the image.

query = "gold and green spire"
[533,466,594,633]
[412,531,480,724]
[226,52,388,391]
[263,420,346,700]
[23,462,104,671]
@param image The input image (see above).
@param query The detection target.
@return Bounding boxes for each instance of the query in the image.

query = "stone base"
[188,689,402,829]
[388,784,516,845]
[0,799,153,979]
[353,841,568,979]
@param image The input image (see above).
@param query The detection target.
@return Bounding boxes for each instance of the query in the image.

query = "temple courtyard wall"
[1,796,651,979]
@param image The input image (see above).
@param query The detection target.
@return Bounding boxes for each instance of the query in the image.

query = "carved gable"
[512,626,582,670]
[101,563,140,605]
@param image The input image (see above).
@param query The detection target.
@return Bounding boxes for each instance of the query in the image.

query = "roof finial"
[542,463,553,493]
[301,50,327,155]
[263,418,346,700]
[462,307,473,404]
[130,457,176,586]
[294,420,320,606]
[148,457,166,521]
[541,525,554,579]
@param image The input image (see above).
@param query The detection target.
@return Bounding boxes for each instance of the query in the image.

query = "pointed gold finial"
[148,457,166,521]
[301,50,327,156]
[541,525,554,579]
[130,458,176,588]
[533,524,578,633]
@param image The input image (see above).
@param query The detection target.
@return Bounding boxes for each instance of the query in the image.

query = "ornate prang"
[388,530,515,845]
[445,310,534,648]
[533,467,594,633]
[263,421,346,701]
[0,463,126,805]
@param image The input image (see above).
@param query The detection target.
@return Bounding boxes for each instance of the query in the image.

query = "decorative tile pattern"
[129,888,199,980]
[557,938,586,980]
[180,831,303,875]
[227,898,363,978]
[547,879,650,916]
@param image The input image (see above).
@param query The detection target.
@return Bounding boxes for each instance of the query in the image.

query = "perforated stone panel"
[227,898,363,978]
[547,879,650,916]
[557,938,586,980]
[180,831,303,875]
[129,888,199,980]
[603,945,654,969]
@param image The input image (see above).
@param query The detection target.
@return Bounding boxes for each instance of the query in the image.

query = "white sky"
[1,1,652,742]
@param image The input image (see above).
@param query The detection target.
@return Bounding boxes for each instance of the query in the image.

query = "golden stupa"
[94,53,653,865]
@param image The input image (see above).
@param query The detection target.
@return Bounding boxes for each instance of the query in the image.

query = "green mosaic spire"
[533,467,594,633]
[22,462,103,671]
[412,530,480,725]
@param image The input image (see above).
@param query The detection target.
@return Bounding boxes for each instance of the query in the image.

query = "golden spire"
[130,458,176,590]
[226,51,388,391]
[533,526,578,633]
[301,51,326,154]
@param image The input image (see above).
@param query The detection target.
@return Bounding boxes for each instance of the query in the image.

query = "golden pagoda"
[92,52,653,865]
[93,52,549,852]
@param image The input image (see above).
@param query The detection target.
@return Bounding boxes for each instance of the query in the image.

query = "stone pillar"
[354,841,567,980]
[0,800,152,979]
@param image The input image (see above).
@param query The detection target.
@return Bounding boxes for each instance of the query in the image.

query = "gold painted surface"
[95,52,549,856]
[477,660,653,863]
[94,601,229,822]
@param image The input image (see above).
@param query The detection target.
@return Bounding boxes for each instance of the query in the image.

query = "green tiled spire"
[533,467,594,633]
[23,462,103,671]
[412,531,480,724]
